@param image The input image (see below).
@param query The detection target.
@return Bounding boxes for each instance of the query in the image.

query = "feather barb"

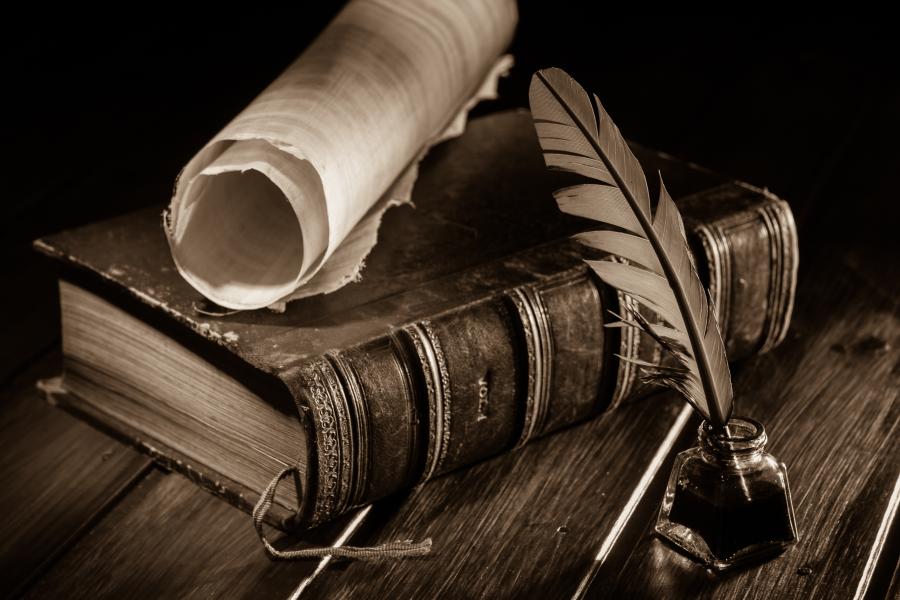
[529,68,734,427]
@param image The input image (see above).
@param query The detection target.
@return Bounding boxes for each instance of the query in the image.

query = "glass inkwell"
[655,417,798,570]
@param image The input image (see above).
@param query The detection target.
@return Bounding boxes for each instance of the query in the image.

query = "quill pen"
[528,68,734,428]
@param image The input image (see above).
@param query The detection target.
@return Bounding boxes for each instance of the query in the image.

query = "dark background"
[2,10,897,380]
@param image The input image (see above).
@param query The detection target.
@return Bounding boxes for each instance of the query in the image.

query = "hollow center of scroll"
[173,169,303,308]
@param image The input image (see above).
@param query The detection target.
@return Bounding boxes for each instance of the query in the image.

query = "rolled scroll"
[165,0,519,310]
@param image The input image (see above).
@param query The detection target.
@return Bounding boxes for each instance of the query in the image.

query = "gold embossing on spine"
[404,321,452,483]
[327,352,370,509]
[756,199,798,352]
[300,358,353,527]
[508,285,554,445]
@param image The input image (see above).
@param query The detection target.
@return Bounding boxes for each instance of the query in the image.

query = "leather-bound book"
[35,110,797,530]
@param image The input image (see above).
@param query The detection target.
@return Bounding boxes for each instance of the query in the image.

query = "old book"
[36,110,797,530]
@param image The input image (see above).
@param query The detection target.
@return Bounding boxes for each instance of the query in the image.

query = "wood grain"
[577,73,900,600]
[13,63,900,600]
[5,13,897,600]
[0,354,151,599]
[303,389,692,599]
[24,468,362,599]
[583,248,900,599]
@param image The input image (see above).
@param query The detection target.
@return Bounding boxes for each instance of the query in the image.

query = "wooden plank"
[0,353,152,599]
[302,386,694,598]
[25,468,362,599]
[583,249,900,599]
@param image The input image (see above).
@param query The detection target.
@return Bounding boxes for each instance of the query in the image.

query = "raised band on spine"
[756,200,798,352]
[299,358,354,527]
[326,352,370,509]
[610,290,641,408]
[692,221,732,331]
[509,285,554,445]
[404,321,452,482]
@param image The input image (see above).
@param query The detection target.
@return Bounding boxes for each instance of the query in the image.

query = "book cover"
[35,110,797,529]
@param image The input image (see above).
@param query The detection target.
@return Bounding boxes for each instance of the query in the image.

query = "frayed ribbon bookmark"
[252,466,432,560]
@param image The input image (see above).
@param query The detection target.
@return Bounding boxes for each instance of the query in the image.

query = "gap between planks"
[571,402,693,600]
[287,401,694,599]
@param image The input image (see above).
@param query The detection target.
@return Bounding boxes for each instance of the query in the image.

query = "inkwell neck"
[698,417,766,468]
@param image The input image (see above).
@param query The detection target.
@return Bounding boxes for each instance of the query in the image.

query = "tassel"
[252,466,432,560]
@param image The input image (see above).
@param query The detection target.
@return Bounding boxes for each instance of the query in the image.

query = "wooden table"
[3,57,900,600]
[2,171,898,600]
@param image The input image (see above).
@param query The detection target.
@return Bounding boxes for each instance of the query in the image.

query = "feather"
[529,67,734,427]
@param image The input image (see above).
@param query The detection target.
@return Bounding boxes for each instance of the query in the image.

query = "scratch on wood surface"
[36,376,67,403]
[853,473,900,600]
[289,505,373,599]
[572,401,694,600]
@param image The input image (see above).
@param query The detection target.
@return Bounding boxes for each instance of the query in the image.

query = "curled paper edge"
[265,54,514,311]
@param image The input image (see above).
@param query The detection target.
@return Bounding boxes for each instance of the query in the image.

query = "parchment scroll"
[165,0,519,310]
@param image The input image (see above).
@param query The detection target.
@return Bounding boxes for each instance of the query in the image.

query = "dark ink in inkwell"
[656,417,798,570]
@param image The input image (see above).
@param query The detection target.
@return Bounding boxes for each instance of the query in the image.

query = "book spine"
[285,183,798,529]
